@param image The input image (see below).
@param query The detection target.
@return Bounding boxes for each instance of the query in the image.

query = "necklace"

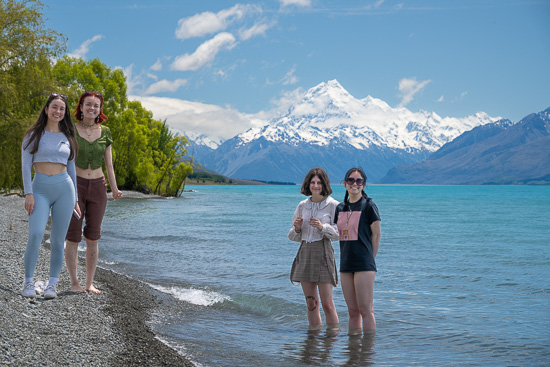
[81,122,97,138]
[346,206,352,226]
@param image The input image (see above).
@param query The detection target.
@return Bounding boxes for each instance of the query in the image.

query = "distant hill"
[378,107,550,185]
[186,165,269,185]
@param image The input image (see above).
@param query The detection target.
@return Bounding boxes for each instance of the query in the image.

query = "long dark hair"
[23,94,77,161]
[301,168,332,197]
[343,167,368,210]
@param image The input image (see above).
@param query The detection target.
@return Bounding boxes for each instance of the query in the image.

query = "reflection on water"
[344,333,376,366]
[296,327,376,366]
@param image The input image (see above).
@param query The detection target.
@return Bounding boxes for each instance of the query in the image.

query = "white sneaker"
[34,280,46,295]
[21,282,36,298]
[44,285,57,299]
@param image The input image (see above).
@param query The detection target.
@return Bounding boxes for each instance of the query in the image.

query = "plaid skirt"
[290,238,338,287]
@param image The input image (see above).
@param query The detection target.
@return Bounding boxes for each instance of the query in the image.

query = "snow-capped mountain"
[379,108,550,185]
[184,132,224,149]
[191,80,501,183]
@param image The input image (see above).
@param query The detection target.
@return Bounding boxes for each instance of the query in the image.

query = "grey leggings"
[24,172,75,279]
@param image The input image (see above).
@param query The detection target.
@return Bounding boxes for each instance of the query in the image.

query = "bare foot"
[69,285,86,293]
[86,285,101,294]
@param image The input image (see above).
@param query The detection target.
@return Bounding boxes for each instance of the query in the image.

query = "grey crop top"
[21,131,78,198]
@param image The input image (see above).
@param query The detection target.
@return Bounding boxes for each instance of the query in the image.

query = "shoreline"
[0,193,194,366]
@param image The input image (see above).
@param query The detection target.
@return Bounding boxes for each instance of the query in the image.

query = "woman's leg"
[85,239,100,293]
[64,240,85,292]
[341,272,362,333]
[301,281,322,326]
[65,177,86,292]
[354,271,376,331]
[318,282,339,325]
[82,177,107,294]
[23,192,51,280]
[49,177,75,281]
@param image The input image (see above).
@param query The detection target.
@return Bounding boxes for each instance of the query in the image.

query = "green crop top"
[75,125,113,170]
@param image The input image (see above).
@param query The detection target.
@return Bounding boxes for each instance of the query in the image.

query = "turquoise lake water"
[95,184,550,366]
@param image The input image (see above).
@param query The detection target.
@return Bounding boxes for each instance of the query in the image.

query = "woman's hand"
[309,217,323,231]
[293,217,303,232]
[24,194,34,215]
[112,189,122,200]
[74,202,82,219]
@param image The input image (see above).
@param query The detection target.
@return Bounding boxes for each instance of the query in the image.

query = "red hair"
[74,91,108,124]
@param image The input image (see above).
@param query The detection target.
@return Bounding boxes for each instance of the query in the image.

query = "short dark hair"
[301,168,332,197]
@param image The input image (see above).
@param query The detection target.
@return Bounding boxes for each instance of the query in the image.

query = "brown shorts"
[66,176,107,242]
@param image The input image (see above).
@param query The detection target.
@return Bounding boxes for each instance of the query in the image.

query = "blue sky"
[42,0,550,141]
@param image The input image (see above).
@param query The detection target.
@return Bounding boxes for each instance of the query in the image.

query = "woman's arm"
[21,136,35,215]
[288,203,303,242]
[370,220,381,258]
[321,221,339,241]
[104,145,122,199]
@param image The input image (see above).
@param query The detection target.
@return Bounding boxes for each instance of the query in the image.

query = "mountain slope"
[379,108,550,184]
[192,80,499,183]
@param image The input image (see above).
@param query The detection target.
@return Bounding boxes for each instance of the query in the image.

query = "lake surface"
[93,184,550,366]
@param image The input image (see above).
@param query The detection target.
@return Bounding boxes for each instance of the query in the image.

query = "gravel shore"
[0,193,195,366]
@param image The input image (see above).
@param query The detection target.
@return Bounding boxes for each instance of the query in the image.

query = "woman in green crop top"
[65,91,122,294]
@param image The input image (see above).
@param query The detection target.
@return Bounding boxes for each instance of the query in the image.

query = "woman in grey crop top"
[65,91,122,295]
[20,93,80,300]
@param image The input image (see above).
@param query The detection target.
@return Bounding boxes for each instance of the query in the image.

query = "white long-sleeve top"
[288,196,339,243]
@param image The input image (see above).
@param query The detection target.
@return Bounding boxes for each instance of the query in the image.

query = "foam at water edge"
[150,283,231,307]
[154,335,204,367]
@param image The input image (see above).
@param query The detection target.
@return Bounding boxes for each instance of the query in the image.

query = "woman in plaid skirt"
[288,168,340,329]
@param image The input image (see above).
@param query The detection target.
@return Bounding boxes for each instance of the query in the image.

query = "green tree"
[0,2,192,196]
[0,0,66,193]
[52,58,192,196]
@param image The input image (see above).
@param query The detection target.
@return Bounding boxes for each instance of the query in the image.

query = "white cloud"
[119,64,142,95]
[269,87,305,115]
[437,95,444,102]
[150,59,163,71]
[67,35,104,59]
[282,65,298,85]
[129,96,267,141]
[239,21,272,40]
[452,91,468,102]
[146,73,159,81]
[144,79,188,95]
[171,32,237,71]
[279,0,311,7]
[364,0,385,10]
[175,4,261,40]
[397,77,431,106]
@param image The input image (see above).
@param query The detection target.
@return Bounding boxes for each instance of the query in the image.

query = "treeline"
[187,172,232,184]
[0,0,192,196]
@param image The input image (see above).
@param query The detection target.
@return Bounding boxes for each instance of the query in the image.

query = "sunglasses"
[50,92,67,100]
[345,177,364,186]
[83,90,103,101]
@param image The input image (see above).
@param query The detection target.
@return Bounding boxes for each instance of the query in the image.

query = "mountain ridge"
[188,80,501,183]
[379,108,550,185]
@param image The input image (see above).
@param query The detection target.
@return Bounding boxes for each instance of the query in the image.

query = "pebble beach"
[0,193,195,366]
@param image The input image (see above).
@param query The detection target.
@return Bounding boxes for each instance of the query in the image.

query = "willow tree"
[0,0,66,193]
